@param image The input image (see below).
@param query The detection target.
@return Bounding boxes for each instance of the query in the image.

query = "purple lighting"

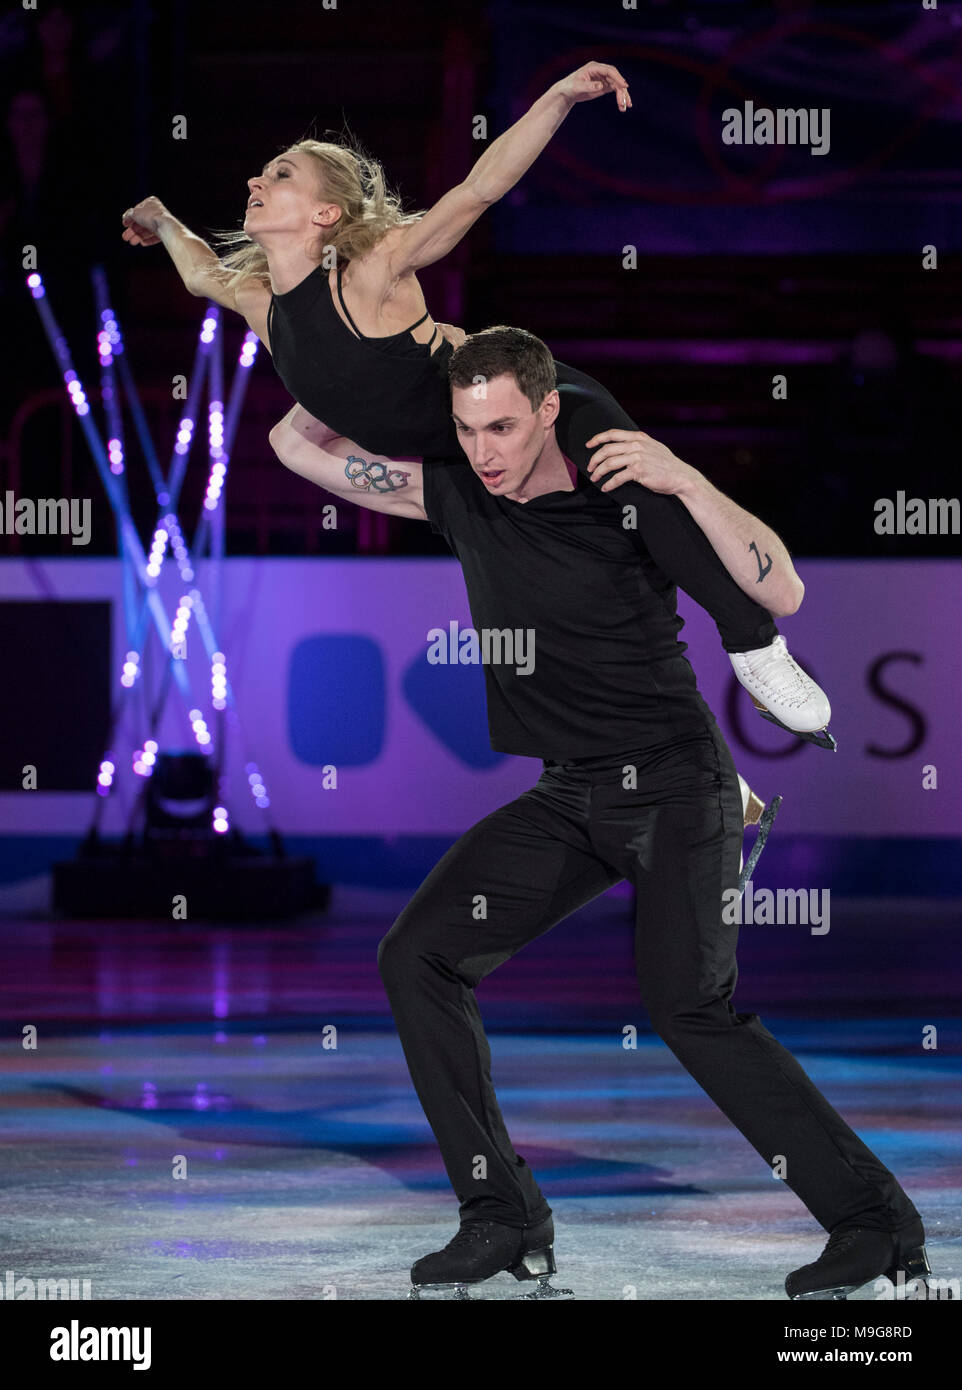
[189,708,212,750]
[204,467,226,510]
[120,651,140,688]
[160,514,194,583]
[28,274,272,842]
[97,312,122,361]
[245,763,271,810]
[132,738,158,778]
[145,526,169,580]
[170,594,194,651]
[208,402,224,453]
[29,262,216,791]
[64,373,91,417]
[96,756,116,797]
[211,652,227,711]
[175,416,195,458]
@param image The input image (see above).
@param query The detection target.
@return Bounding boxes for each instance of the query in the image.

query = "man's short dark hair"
[448,326,557,412]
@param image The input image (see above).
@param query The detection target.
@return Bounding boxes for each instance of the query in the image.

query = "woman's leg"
[553,359,777,654]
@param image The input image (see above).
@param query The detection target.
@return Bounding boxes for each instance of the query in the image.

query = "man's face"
[451,374,557,493]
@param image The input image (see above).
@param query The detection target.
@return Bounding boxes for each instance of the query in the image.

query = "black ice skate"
[785,1219,950,1300]
[408,1215,574,1300]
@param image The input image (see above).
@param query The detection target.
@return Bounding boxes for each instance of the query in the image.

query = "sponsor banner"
[0,559,959,837]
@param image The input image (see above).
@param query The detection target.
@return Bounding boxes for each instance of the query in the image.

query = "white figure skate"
[730,635,836,750]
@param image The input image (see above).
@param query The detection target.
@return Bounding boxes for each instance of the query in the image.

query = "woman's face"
[244,151,338,241]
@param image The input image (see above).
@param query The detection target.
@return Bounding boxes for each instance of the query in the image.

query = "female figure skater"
[121,60,832,748]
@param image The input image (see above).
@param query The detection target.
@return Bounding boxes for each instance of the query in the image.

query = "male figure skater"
[269,326,928,1301]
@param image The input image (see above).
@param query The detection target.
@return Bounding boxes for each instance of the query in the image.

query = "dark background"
[2,0,960,559]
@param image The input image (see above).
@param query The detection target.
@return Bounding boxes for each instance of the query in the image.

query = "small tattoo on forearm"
[344,454,411,492]
[749,539,773,582]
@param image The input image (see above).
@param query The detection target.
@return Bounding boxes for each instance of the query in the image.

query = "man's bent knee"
[377,912,431,983]
[648,996,738,1045]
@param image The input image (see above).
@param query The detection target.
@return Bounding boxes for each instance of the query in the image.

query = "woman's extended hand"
[552,62,631,112]
[121,196,170,246]
[436,322,467,349]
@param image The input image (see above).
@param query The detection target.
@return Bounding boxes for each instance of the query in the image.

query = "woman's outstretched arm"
[121,195,266,312]
[387,62,630,277]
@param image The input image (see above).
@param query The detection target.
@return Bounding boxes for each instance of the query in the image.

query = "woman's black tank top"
[267,262,459,458]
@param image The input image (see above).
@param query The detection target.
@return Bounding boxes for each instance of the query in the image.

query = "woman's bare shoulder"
[379,222,424,275]
[351,226,407,276]
[234,276,272,311]
[233,277,273,354]
[344,230,420,305]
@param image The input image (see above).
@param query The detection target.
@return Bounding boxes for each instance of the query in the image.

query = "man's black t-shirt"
[421,454,717,760]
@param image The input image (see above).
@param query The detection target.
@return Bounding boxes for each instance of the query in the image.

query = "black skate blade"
[515,1276,575,1300]
[409,1277,575,1300]
[878,1273,958,1300]
[408,1281,479,1300]
[787,1273,949,1301]
[789,1285,853,1300]
[738,794,782,897]
[757,708,837,751]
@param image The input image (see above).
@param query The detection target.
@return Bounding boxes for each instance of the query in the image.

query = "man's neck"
[506,437,578,504]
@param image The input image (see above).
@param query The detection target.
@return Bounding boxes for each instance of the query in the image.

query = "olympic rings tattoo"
[344,454,411,492]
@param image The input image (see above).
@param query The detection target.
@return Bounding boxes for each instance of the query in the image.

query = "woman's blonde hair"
[206,134,424,293]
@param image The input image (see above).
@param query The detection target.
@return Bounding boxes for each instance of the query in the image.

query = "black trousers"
[552,360,778,654]
[378,723,919,1237]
